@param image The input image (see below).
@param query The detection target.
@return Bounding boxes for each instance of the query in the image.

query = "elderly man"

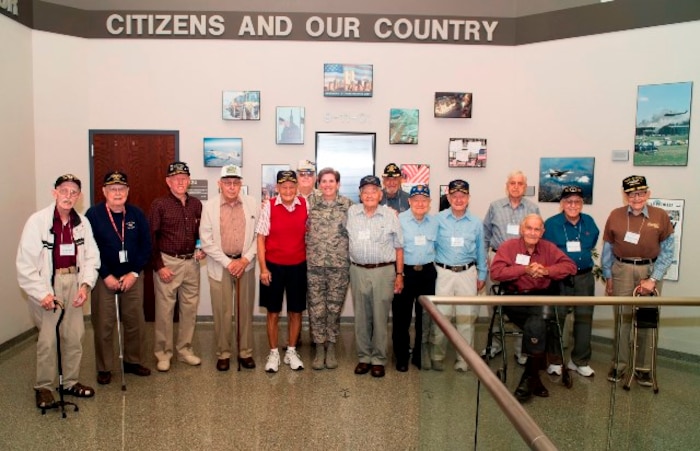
[257,170,308,373]
[347,175,404,378]
[491,214,577,402]
[432,179,487,372]
[200,165,259,371]
[297,159,317,200]
[482,170,540,362]
[543,186,600,377]
[395,184,437,372]
[17,174,100,409]
[602,175,674,386]
[379,163,410,213]
[149,162,204,372]
[85,171,152,385]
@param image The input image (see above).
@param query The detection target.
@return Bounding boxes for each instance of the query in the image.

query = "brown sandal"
[64,382,95,398]
[35,388,56,409]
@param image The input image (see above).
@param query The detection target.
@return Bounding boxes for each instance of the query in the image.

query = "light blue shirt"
[347,204,403,264]
[399,210,437,265]
[435,208,488,281]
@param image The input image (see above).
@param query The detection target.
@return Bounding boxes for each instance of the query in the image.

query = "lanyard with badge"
[58,221,75,256]
[624,214,644,245]
[506,208,521,237]
[564,222,582,253]
[107,204,128,262]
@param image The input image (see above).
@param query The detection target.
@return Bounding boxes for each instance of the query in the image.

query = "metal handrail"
[418,294,700,451]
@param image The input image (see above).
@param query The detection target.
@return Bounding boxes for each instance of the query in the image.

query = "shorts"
[259,260,307,313]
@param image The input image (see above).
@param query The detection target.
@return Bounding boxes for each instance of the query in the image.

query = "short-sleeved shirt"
[347,204,403,265]
[543,212,599,271]
[483,197,540,251]
[149,193,202,270]
[399,211,437,266]
[435,209,488,281]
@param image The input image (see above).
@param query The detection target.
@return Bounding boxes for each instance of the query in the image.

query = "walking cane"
[236,274,242,372]
[115,290,126,391]
[52,299,78,418]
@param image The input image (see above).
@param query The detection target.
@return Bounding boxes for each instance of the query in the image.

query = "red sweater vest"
[265,197,307,265]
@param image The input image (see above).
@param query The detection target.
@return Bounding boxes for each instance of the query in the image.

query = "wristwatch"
[396,272,405,276]
[648,277,657,283]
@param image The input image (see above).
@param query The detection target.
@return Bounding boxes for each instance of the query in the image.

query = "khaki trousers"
[208,269,255,359]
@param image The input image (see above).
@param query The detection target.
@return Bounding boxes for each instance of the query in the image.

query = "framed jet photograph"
[538,157,595,204]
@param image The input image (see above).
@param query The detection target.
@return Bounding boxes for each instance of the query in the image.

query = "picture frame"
[389,109,419,144]
[261,164,290,203]
[648,198,684,281]
[276,107,305,144]
[315,132,376,203]
[222,90,260,120]
[448,138,487,168]
[400,164,430,193]
[434,92,472,118]
[634,81,692,166]
[203,137,242,168]
[323,64,373,98]
[538,157,595,204]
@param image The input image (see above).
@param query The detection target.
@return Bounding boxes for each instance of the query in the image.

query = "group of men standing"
[16,157,674,408]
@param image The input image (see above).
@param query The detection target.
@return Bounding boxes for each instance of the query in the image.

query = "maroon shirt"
[490,237,576,292]
[149,192,202,270]
[52,207,79,269]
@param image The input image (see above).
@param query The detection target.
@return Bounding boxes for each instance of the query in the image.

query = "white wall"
[12,19,700,354]
[0,17,36,345]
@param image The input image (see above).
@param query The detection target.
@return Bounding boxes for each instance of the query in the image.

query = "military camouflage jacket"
[306,193,353,267]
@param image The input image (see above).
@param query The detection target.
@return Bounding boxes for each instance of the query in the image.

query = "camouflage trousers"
[307,266,350,344]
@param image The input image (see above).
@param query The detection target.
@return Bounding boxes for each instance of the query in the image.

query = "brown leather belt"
[351,261,394,269]
[435,262,475,272]
[55,266,78,274]
[163,251,195,260]
[616,256,656,265]
[226,254,242,259]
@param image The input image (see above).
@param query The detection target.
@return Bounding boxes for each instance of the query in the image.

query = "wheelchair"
[484,283,573,389]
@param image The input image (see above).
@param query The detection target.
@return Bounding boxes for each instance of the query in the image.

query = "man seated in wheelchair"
[490,214,577,402]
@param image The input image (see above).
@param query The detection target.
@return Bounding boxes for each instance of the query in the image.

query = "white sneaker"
[515,354,528,366]
[480,341,503,358]
[177,354,201,366]
[546,364,562,376]
[265,351,280,373]
[284,349,304,371]
[568,360,595,377]
[454,360,469,372]
[156,359,171,372]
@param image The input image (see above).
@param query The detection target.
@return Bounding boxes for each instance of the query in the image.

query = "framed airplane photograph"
[203,137,242,168]
[538,157,595,204]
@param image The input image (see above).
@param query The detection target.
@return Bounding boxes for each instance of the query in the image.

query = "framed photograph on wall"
[634,81,692,166]
[448,138,487,168]
[390,109,419,144]
[261,164,290,203]
[203,137,242,167]
[222,90,260,120]
[276,106,304,144]
[538,157,595,204]
[439,185,450,211]
[315,132,376,203]
[323,64,373,97]
[434,92,472,118]
[400,164,429,193]
[648,198,684,281]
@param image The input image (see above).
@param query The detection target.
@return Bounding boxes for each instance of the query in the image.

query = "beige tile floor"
[1,321,699,450]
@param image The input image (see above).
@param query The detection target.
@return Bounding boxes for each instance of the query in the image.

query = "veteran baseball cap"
[448,179,470,194]
[277,170,298,184]
[359,175,381,189]
[167,161,190,177]
[103,171,129,186]
[382,163,402,178]
[409,184,431,198]
[622,175,648,193]
[220,165,242,179]
[55,174,81,189]
[560,186,582,201]
[297,160,316,173]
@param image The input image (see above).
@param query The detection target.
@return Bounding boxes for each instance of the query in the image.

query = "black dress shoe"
[514,374,533,402]
[216,358,230,372]
[97,371,112,385]
[354,362,371,375]
[371,365,386,378]
[237,357,256,369]
[123,362,151,377]
[411,358,421,369]
[530,374,549,397]
[396,362,409,372]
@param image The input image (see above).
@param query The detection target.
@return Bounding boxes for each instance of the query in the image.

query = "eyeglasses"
[220,180,242,187]
[564,199,583,206]
[57,188,80,198]
[106,186,128,193]
[298,172,315,177]
[627,191,648,199]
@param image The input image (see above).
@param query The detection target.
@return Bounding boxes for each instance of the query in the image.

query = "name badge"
[414,235,427,246]
[515,253,531,265]
[119,250,129,263]
[566,241,582,252]
[358,230,370,241]
[624,231,640,245]
[451,236,464,247]
[59,243,75,256]
[507,223,519,235]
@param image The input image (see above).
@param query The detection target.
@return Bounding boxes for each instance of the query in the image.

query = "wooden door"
[90,130,178,321]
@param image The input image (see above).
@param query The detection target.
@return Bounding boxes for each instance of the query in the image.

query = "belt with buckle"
[226,253,242,259]
[406,264,431,272]
[163,251,195,260]
[55,266,78,275]
[616,256,656,265]
[435,262,475,272]
[351,261,395,269]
